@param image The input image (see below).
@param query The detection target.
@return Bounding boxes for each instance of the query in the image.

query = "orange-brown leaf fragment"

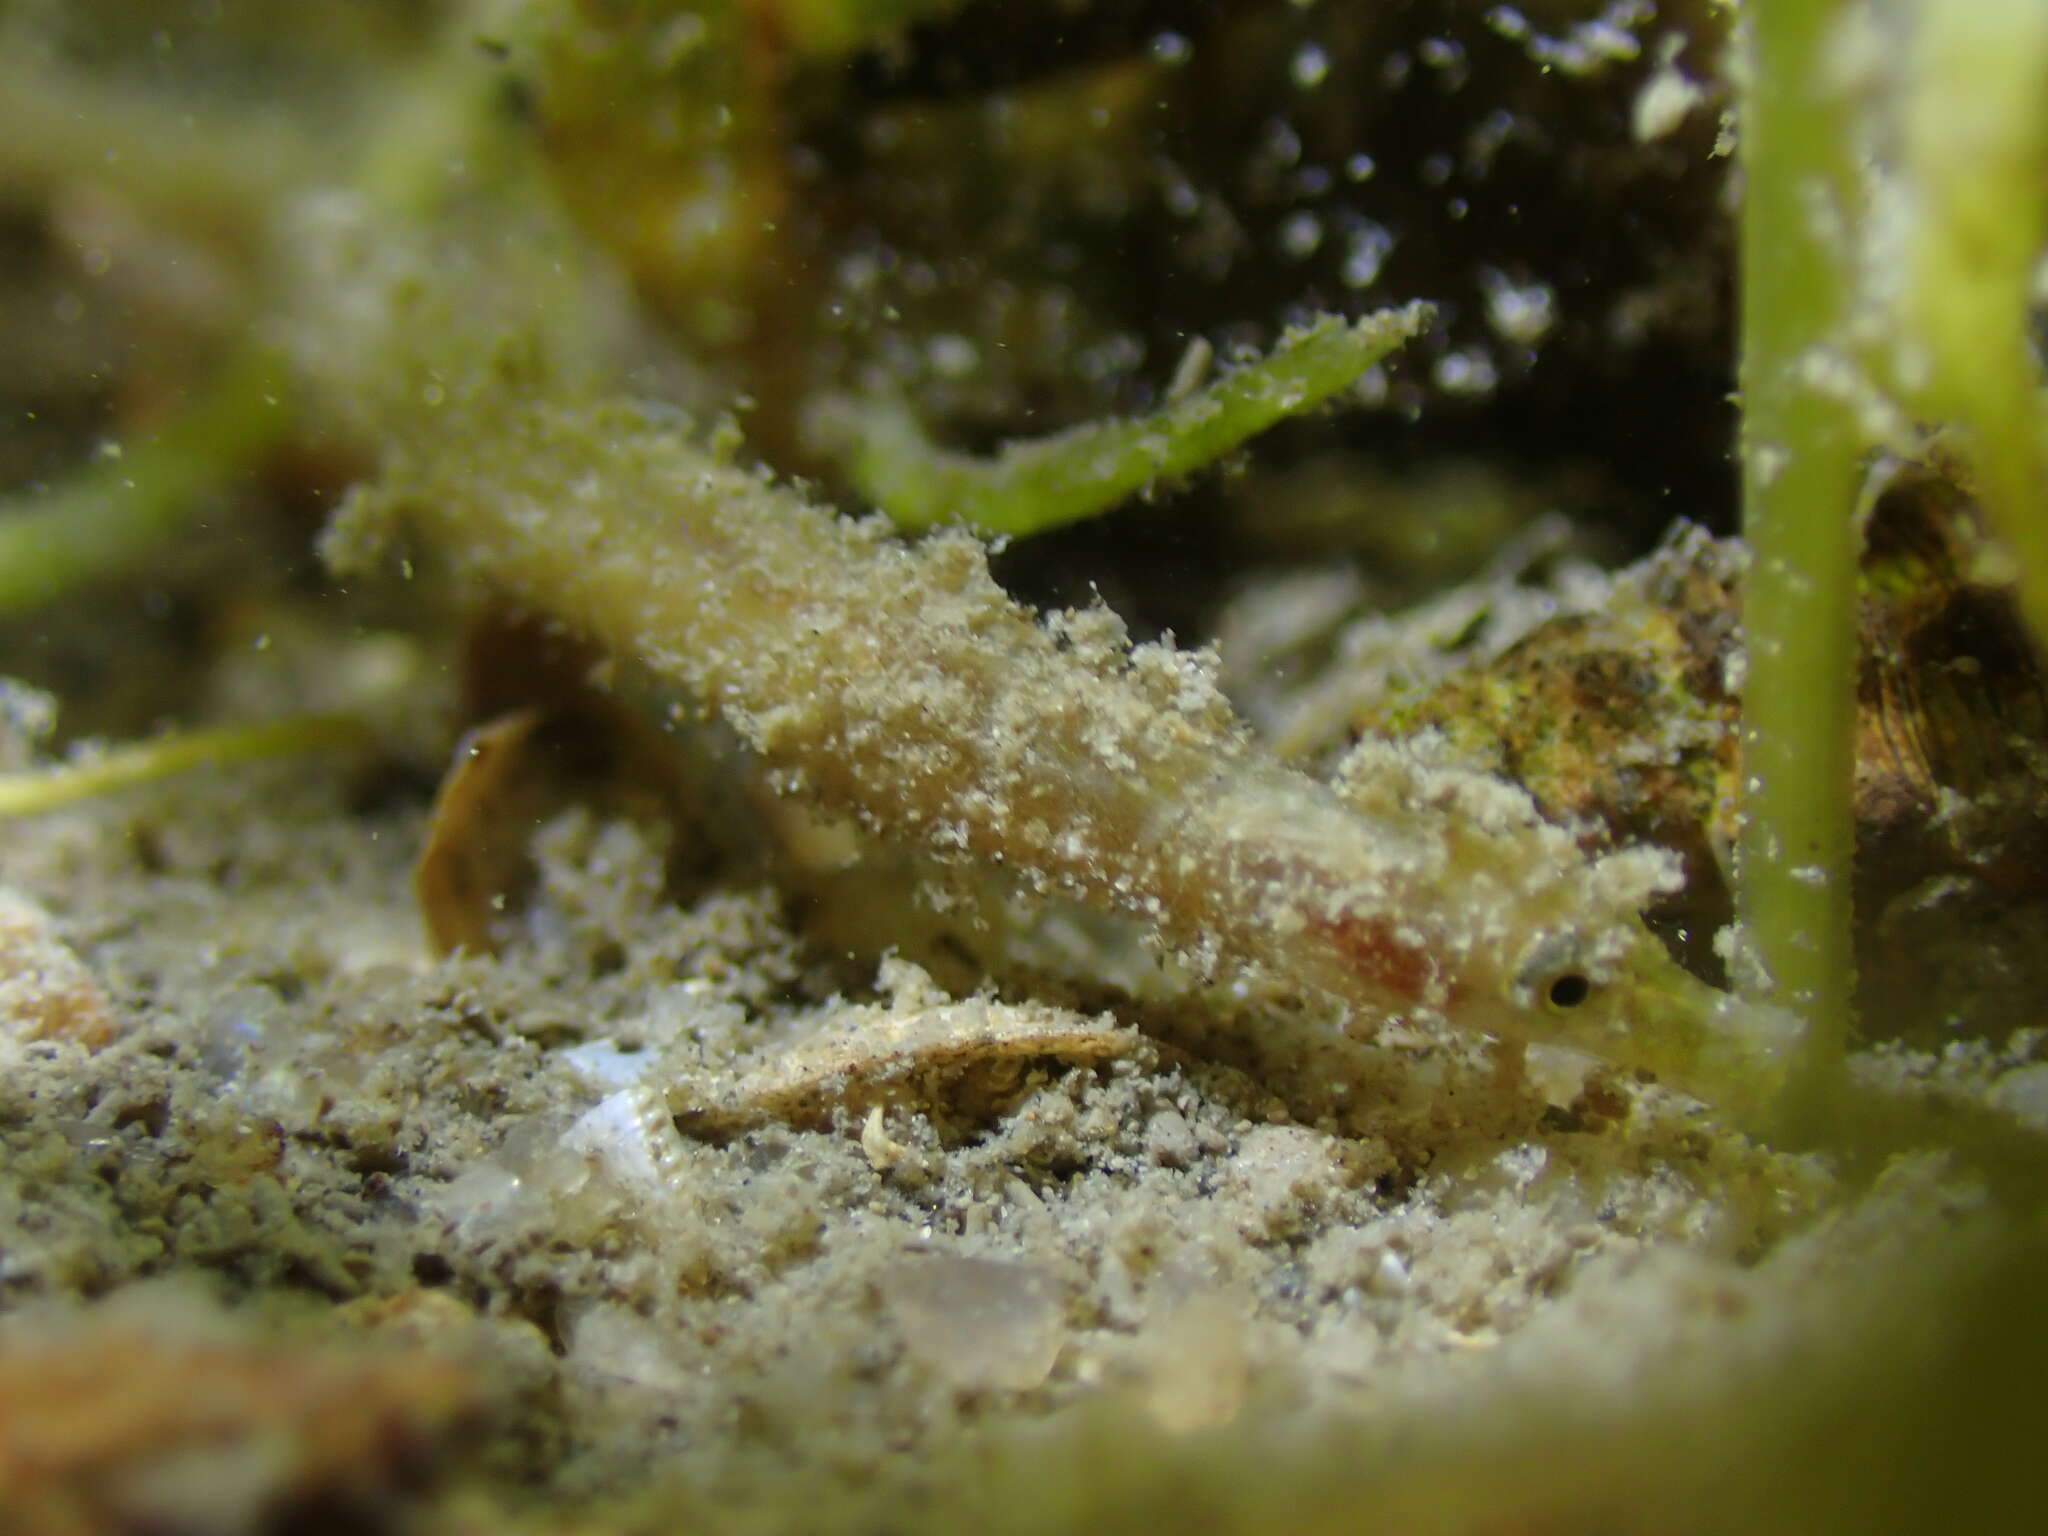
[414,707,547,957]
[0,1317,486,1536]
[0,887,117,1048]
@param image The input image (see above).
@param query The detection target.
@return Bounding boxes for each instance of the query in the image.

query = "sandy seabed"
[4,699,2046,1534]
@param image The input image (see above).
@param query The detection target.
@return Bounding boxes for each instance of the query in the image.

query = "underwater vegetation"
[4,0,2043,1131]
[4,0,2048,1529]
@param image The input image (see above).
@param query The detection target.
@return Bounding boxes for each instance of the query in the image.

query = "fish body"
[336,394,1798,1117]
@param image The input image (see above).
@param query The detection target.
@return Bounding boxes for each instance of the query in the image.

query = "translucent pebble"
[1137,1294,1248,1432]
[433,1160,548,1236]
[558,1038,657,1092]
[568,1302,692,1392]
[1373,1248,1411,1294]
[882,1256,1064,1392]
[564,1087,689,1207]
[193,986,280,1081]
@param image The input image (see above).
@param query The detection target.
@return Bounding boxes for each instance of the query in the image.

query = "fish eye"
[1511,934,1599,1013]
[1544,971,1593,1010]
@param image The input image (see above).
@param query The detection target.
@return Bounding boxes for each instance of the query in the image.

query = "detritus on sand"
[3,754,2046,1531]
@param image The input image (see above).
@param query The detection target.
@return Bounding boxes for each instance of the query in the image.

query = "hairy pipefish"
[328,392,1801,1119]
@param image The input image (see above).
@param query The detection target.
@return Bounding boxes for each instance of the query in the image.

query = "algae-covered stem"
[0,714,371,820]
[1900,4,2048,650]
[1734,0,1863,1106]
[819,312,1435,537]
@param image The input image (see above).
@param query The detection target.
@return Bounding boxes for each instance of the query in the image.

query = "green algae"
[819,306,1434,536]
[0,344,292,616]
[1731,0,1867,1116]
[1733,0,2048,1125]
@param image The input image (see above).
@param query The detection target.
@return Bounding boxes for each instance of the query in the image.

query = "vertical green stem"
[1902,2,2048,654]
[1735,0,1863,1103]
